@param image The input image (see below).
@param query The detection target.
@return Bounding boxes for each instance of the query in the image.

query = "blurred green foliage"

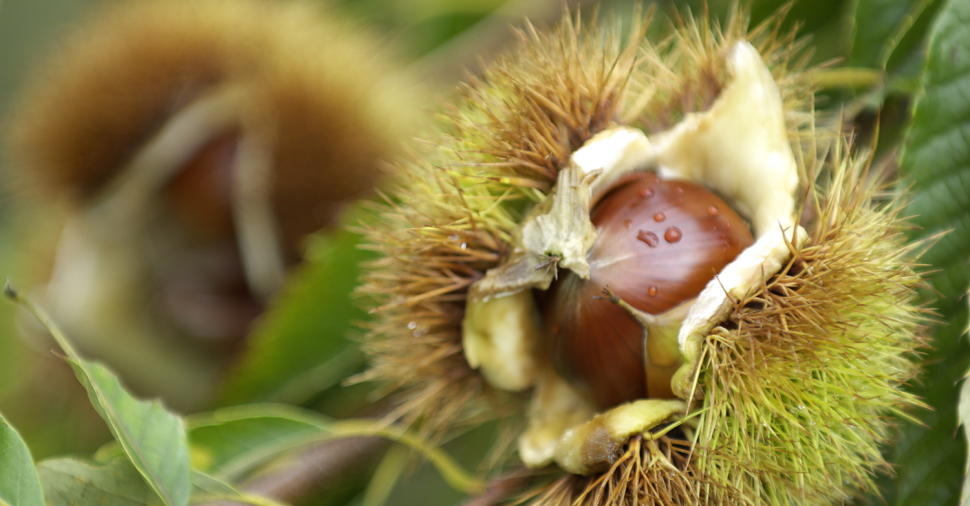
[891,0,970,503]
[219,226,371,406]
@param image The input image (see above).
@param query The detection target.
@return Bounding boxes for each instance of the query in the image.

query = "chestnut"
[544,172,753,408]
[166,130,240,241]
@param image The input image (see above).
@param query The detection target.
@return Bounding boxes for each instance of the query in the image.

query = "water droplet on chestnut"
[664,226,682,243]
[543,172,753,408]
[653,212,666,222]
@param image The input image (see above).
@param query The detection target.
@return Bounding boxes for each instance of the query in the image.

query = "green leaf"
[38,458,160,506]
[0,413,44,506]
[72,361,191,506]
[961,348,970,506]
[886,0,970,503]
[188,404,330,480]
[219,227,372,405]
[848,0,938,69]
[189,471,241,497]
[38,458,283,506]
[4,285,192,506]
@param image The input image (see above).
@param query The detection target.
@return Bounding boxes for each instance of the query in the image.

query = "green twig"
[189,405,483,496]
[810,67,883,89]
[324,421,485,495]
[190,493,287,506]
[360,445,410,506]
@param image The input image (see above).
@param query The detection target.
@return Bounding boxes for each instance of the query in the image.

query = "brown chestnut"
[166,130,240,241]
[544,172,753,408]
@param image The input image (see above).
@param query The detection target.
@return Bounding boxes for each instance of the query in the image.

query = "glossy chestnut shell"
[544,171,753,408]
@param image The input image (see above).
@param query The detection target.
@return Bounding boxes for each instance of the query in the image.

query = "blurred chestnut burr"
[6,0,416,408]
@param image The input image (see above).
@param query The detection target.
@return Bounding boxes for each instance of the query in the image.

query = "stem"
[231,419,485,500]
[647,406,705,440]
[190,493,288,506]
[360,444,410,506]
[236,493,287,506]
[324,420,486,495]
[809,67,883,89]
[239,436,387,504]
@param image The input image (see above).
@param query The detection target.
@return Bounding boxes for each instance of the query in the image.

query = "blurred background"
[0,0,962,504]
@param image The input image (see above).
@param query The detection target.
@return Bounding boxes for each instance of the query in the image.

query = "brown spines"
[358,219,510,432]
[450,12,644,196]
[528,436,732,506]
[9,2,230,197]
[246,5,407,253]
[632,7,810,135]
